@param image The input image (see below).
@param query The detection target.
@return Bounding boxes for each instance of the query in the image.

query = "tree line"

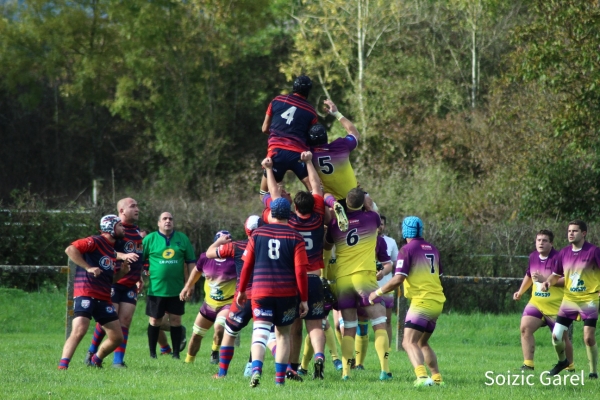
[1,0,599,223]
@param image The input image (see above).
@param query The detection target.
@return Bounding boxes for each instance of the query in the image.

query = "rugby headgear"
[244,215,262,237]
[292,75,312,97]
[270,197,291,220]
[100,214,121,237]
[402,216,423,239]
[308,124,328,146]
[214,230,230,242]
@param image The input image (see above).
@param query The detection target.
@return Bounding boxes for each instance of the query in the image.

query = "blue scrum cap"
[402,216,423,239]
[270,197,291,220]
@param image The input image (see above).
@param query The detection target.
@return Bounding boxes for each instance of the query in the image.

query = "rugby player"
[368,216,446,387]
[325,188,391,381]
[542,220,600,378]
[85,198,143,368]
[180,231,236,364]
[237,197,309,387]
[259,75,318,194]
[58,215,128,369]
[513,229,574,372]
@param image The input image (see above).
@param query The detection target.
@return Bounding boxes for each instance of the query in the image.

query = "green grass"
[1,288,598,399]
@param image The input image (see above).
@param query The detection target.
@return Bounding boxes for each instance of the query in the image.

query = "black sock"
[291,362,301,371]
[148,324,160,356]
[170,325,182,356]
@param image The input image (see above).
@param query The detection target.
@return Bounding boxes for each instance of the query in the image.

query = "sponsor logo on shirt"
[421,245,433,250]
[162,249,175,259]
[99,256,113,270]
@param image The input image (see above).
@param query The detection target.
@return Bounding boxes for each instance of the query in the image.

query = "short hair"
[380,215,387,225]
[536,229,554,243]
[346,188,365,209]
[568,219,587,232]
[294,191,314,215]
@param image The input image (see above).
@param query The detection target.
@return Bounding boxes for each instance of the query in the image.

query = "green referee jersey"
[143,230,196,297]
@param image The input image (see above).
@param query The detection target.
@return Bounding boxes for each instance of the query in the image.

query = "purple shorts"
[557,298,599,322]
[522,304,555,331]
[199,302,231,323]
[404,299,443,333]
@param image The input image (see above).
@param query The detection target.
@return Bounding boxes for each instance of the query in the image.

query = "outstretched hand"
[262,157,273,169]
[324,99,338,114]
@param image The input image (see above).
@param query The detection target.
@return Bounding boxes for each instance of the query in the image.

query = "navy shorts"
[251,295,298,326]
[146,295,185,319]
[73,297,119,326]
[264,148,308,182]
[225,299,253,333]
[305,275,326,320]
[111,284,138,305]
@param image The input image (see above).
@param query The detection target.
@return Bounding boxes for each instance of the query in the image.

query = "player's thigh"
[520,315,544,333]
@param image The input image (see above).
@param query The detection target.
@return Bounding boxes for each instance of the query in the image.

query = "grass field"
[1,288,598,399]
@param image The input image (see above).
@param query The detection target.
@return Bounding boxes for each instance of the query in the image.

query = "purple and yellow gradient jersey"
[72,235,117,302]
[114,223,144,288]
[266,94,318,153]
[216,240,251,294]
[552,242,600,302]
[326,210,380,278]
[395,238,445,303]
[195,253,237,308]
[311,135,358,200]
[526,248,562,314]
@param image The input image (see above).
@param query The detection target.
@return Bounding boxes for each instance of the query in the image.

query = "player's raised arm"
[262,157,281,199]
[324,99,360,141]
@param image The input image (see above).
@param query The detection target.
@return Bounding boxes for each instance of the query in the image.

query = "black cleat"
[84,351,94,366]
[286,370,304,382]
[172,353,180,360]
[548,359,570,376]
[589,373,598,379]
[210,350,219,364]
[313,357,324,380]
[520,364,534,371]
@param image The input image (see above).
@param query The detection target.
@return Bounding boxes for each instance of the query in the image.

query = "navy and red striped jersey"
[72,235,117,301]
[114,223,144,288]
[266,94,318,153]
[217,239,252,294]
[238,224,308,301]
[263,194,325,272]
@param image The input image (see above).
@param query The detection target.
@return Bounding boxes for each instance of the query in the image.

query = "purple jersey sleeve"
[376,236,391,263]
[552,249,564,276]
[395,245,412,276]
[195,253,207,273]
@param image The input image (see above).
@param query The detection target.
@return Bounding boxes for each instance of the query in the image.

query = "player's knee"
[215,316,227,328]
[193,324,208,338]
[343,320,358,329]
[225,324,240,338]
[584,336,596,347]
[551,323,568,345]
[370,316,387,328]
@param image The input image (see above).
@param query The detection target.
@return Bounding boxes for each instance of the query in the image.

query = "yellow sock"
[374,329,390,373]
[567,362,575,371]
[341,336,355,377]
[431,373,442,383]
[586,344,598,374]
[301,334,314,370]
[414,365,428,378]
[185,354,196,363]
[523,359,534,368]
[335,328,343,347]
[324,325,340,361]
[355,332,369,366]
[211,341,219,352]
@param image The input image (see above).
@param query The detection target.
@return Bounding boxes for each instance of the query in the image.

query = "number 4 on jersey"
[281,106,297,125]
